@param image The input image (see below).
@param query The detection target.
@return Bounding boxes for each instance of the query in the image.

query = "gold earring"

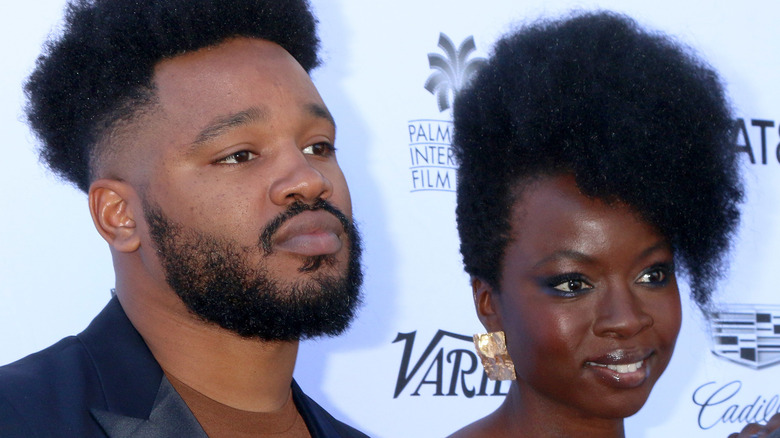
[473,331,516,381]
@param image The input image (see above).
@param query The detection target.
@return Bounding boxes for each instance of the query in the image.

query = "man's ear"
[89,179,141,253]
[472,277,503,333]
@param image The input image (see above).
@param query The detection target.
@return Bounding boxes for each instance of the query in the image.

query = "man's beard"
[143,198,363,341]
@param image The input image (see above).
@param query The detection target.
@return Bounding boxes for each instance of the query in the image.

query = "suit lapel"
[79,298,351,438]
[292,380,341,437]
[78,297,162,419]
[78,297,206,437]
[91,376,206,438]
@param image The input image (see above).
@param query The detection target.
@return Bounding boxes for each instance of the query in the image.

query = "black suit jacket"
[0,297,368,437]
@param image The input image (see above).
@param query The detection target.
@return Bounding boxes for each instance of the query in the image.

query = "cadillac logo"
[710,304,780,369]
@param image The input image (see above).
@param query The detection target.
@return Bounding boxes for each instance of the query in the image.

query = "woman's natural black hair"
[453,11,743,307]
[26,0,320,193]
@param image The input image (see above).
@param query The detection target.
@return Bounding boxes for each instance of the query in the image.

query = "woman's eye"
[544,274,594,297]
[302,142,335,156]
[217,150,256,164]
[553,278,592,293]
[636,266,670,285]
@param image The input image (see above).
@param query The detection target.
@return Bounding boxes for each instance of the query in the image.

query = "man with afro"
[0,1,367,437]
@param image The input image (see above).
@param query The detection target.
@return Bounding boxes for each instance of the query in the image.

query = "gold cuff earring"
[473,331,516,381]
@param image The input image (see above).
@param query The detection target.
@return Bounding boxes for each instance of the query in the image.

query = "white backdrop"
[1,1,779,437]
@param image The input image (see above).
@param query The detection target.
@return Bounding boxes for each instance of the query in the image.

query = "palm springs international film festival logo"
[710,304,780,369]
[406,33,486,193]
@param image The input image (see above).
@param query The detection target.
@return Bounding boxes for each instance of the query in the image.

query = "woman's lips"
[590,361,643,374]
[271,211,344,257]
[584,350,653,389]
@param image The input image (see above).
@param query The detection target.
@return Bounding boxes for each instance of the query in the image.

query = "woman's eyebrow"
[633,240,673,264]
[531,250,595,270]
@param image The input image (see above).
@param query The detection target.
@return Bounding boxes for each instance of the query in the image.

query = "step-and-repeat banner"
[1,1,778,436]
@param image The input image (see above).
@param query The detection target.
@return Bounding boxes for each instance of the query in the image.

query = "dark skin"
[88,38,353,412]
[728,414,780,437]
[450,174,681,438]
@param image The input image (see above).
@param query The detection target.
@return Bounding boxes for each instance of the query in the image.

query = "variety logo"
[710,304,780,369]
[406,34,486,193]
[393,330,510,398]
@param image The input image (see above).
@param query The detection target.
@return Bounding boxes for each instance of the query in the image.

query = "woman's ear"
[472,277,503,333]
[88,179,141,253]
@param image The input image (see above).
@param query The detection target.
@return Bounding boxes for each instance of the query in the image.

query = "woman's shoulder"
[447,419,488,438]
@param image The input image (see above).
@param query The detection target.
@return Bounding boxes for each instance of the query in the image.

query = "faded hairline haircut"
[453,11,743,308]
[26,0,321,193]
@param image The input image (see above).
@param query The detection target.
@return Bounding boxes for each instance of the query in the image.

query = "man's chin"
[144,197,363,342]
[298,254,339,273]
[176,267,361,341]
[258,250,345,275]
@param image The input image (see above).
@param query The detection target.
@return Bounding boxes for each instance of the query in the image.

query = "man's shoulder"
[0,335,100,437]
[0,334,95,395]
[0,297,146,437]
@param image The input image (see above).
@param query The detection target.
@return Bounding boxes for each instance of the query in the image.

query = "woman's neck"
[449,384,626,438]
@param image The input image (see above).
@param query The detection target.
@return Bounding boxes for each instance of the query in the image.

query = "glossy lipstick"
[584,350,653,389]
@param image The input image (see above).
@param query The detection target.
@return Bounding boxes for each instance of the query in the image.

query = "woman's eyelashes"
[541,262,674,297]
[635,262,675,287]
[543,273,594,297]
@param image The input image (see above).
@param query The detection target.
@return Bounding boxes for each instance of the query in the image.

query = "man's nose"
[268,146,333,205]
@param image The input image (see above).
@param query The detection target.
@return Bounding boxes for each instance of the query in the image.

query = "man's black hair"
[26,0,320,192]
[453,11,743,307]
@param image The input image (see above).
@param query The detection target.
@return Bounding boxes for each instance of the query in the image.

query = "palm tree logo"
[424,33,486,112]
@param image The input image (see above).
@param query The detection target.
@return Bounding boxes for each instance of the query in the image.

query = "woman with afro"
[448,11,775,438]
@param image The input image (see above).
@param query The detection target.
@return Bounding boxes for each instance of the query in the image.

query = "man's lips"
[270,210,344,257]
[584,349,654,389]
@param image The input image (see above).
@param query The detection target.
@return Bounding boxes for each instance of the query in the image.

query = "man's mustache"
[259,199,352,255]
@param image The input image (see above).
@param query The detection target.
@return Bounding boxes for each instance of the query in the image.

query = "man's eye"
[217,150,256,164]
[302,142,335,156]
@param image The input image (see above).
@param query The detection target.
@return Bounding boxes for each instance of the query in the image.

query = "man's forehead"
[149,37,325,125]
[190,103,335,149]
[98,38,329,175]
[153,37,301,83]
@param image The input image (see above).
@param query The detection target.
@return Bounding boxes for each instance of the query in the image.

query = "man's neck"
[115,283,298,413]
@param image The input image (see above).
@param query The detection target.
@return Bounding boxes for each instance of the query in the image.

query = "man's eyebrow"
[191,107,266,146]
[307,103,335,127]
